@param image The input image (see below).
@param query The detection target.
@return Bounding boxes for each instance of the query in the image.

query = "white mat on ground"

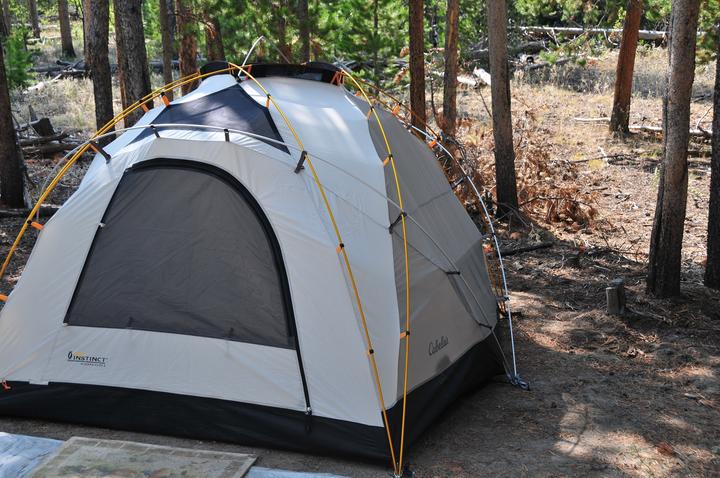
[0,433,347,478]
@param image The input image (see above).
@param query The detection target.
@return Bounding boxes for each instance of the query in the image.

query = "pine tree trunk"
[113,0,151,127]
[372,0,379,83]
[442,0,458,138]
[0,44,25,208]
[176,0,198,95]
[88,0,114,142]
[58,0,76,58]
[609,0,642,135]
[82,0,91,66]
[297,0,310,62]
[204,13,224,61]
[705,46,720,289]
[273,1,291,62]
[158,0,174,100]
[487,0,518,215]
[28,0,40,38]
[647,0,701,298]
[1,0,10,37]
[408,0,426,130]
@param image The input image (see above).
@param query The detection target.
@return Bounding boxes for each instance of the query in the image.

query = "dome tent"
[0,62,520,472]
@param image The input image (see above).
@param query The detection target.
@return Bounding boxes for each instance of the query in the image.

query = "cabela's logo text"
[428,336,449,356]
[67,351,108,367]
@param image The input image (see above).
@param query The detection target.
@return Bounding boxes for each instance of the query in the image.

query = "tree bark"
[176,0,198,95]
[0,44,25,208]
[82,0,92,66]
[113,0,151,127]
[647,0,701,298]
[87,0,114,142]
[297,0,310,62]
[273,1,291,62]
[159,0,174,100]
[1,0,10,37]
[408,0,426,130]
[203,13,224,61]
[705,43,720,289]
[442,0,459,138]
[28,0,40,38]
[609,0,642,135]
[58,0,76,58]
[487,0,518,215]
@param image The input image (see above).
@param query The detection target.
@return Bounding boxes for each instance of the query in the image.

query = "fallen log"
[23,142,81,156]
[0,204,61,219]
[18,131,69,146]
[500,241,554,256]
[515,26,668,41]
[572,117,712,139]
[628,124,712,139]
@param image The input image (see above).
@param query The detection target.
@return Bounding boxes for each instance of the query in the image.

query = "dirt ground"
[0,50,719,477]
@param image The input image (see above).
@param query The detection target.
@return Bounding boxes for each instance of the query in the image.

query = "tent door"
[64,158,311,411]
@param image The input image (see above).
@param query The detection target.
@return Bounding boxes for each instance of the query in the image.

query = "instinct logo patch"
[67,351,108,367]
[428,336,449,356]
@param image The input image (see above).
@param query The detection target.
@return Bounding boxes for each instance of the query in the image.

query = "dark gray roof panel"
[136,84,289,153]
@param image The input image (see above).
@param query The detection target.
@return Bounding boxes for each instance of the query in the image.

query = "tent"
[0,62,519,470]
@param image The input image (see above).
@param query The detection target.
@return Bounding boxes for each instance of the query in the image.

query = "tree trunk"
[372,0,379,83]
[297,0,310,62]
[28,0,40,38]
[203,13,225,61]
[273,1,291,62]
[647,0,701,298]
[609,0,642,135]
[88,0,114,142]
[487,0,518,215]
[705,45,720,289]
[442,0,459,138]
[408,0,426,130]
[176,0,198,95]
[1,0,10,37]
[58,0,76,58]
[113,0,151,127]
[159,0,174,100]
[0,44,25,208]
[83,0,92,66]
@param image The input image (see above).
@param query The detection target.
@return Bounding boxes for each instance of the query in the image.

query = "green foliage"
[2,27,34,89]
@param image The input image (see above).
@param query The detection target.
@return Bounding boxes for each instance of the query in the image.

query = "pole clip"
[294,150,308,173]
[388,211,407,234]
[89,141,111,163]
[150,125,160,138]
[224,128,230,142]
[451,175,468,189]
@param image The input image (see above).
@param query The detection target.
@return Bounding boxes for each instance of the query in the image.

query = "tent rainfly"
[0,62,522,473]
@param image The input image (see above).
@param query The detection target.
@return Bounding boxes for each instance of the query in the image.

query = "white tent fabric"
[0,67,508,461]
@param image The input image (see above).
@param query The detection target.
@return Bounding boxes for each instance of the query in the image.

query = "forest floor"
[0,48,719,477]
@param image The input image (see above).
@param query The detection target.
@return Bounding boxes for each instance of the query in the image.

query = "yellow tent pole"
[339,70,412,476]
[225,62,401,473]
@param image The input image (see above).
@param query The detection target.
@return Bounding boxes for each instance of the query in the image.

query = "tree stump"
[606,278,626,316]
